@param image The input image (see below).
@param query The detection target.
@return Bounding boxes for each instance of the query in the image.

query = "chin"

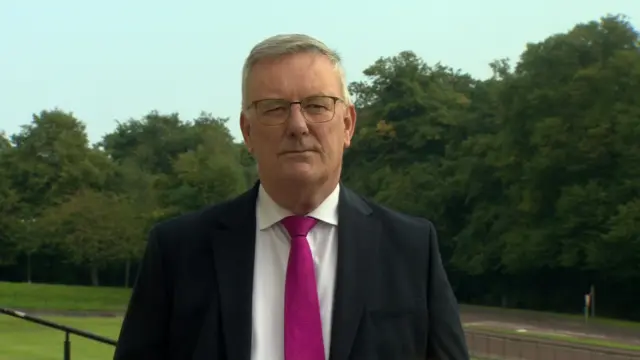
[281,165,320,183]
[286,167,317,179]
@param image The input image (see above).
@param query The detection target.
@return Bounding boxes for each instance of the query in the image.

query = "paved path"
[461,305,640,360]
[461,305,640,345]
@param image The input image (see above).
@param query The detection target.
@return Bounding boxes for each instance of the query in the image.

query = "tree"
[163,115,247,215]
[0,132,19,265]
[342,14,640,315]
[39,189,143,286]
[2,110,115,281]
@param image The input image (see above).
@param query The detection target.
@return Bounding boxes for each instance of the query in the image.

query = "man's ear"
[240,111,253,153]
[343,104,357,149]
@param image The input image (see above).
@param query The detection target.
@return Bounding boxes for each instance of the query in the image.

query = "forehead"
[246,52,342,101]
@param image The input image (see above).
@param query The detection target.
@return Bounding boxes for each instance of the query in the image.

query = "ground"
[461,305,640,350]
[1,282,639,359]
[0,315,122,360]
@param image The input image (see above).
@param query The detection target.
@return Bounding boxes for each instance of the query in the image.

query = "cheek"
[319,126,344,155]
[252,132,279,159]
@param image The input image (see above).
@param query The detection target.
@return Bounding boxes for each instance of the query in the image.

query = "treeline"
[1,15,639,320]
[0,112,255,287]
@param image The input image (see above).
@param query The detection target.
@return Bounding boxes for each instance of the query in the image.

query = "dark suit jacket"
[114,183,469,360]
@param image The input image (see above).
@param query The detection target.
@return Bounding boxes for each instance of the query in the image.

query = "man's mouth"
[281,150,313,154]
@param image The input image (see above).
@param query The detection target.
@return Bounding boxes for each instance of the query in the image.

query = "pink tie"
[281,215,325,360]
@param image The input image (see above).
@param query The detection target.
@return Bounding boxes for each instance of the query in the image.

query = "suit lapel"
[209,183,259,360]
[329,186,381,360]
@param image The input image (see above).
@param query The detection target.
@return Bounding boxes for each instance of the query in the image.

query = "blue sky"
[1,0,638,144]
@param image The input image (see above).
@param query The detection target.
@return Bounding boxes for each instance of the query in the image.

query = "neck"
[260,175,339,215]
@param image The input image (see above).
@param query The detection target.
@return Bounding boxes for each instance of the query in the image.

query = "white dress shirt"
[250,184,339,360]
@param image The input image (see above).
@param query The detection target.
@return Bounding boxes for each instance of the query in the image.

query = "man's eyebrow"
[306,92,337,98]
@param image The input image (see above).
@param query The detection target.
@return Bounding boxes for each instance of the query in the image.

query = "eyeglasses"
[246,95,344,126]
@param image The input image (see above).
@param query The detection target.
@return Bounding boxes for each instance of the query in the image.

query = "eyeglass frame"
[244,95,346,126]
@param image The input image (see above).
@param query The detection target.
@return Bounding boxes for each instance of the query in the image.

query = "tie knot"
[281,216,318,238]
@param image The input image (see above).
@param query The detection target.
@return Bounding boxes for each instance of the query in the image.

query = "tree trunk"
[90,266,100,286]
[26,253,32,283]
[124,260,131,288]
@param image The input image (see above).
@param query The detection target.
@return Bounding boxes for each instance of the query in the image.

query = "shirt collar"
[256,183,340,230]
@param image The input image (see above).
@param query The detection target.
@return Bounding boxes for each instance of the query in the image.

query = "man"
[114,34,469,360]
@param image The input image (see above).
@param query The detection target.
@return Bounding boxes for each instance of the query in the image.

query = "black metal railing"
[0,307,117,360]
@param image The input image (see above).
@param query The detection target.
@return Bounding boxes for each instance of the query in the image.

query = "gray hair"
[241,34,350,108]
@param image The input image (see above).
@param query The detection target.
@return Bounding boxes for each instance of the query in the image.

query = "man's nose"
[285,104,309,135]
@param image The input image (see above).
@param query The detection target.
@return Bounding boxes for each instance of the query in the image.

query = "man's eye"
[305,104,329,112]
[264,107,286,114]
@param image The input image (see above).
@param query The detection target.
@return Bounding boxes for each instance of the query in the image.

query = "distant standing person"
[114,34,469,360]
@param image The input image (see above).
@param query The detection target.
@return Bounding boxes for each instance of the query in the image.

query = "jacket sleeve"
[425,221,470,360]
[114,226,171,359]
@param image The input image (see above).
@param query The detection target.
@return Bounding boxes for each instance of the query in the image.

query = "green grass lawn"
[0,314,488,360]
[0,315,122,360]
[0,281,130,312]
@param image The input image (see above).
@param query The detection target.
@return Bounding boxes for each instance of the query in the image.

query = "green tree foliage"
[0,131,19,264]
[344,14,640,316]
[0,14,637,319]
[38,189,141,286]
